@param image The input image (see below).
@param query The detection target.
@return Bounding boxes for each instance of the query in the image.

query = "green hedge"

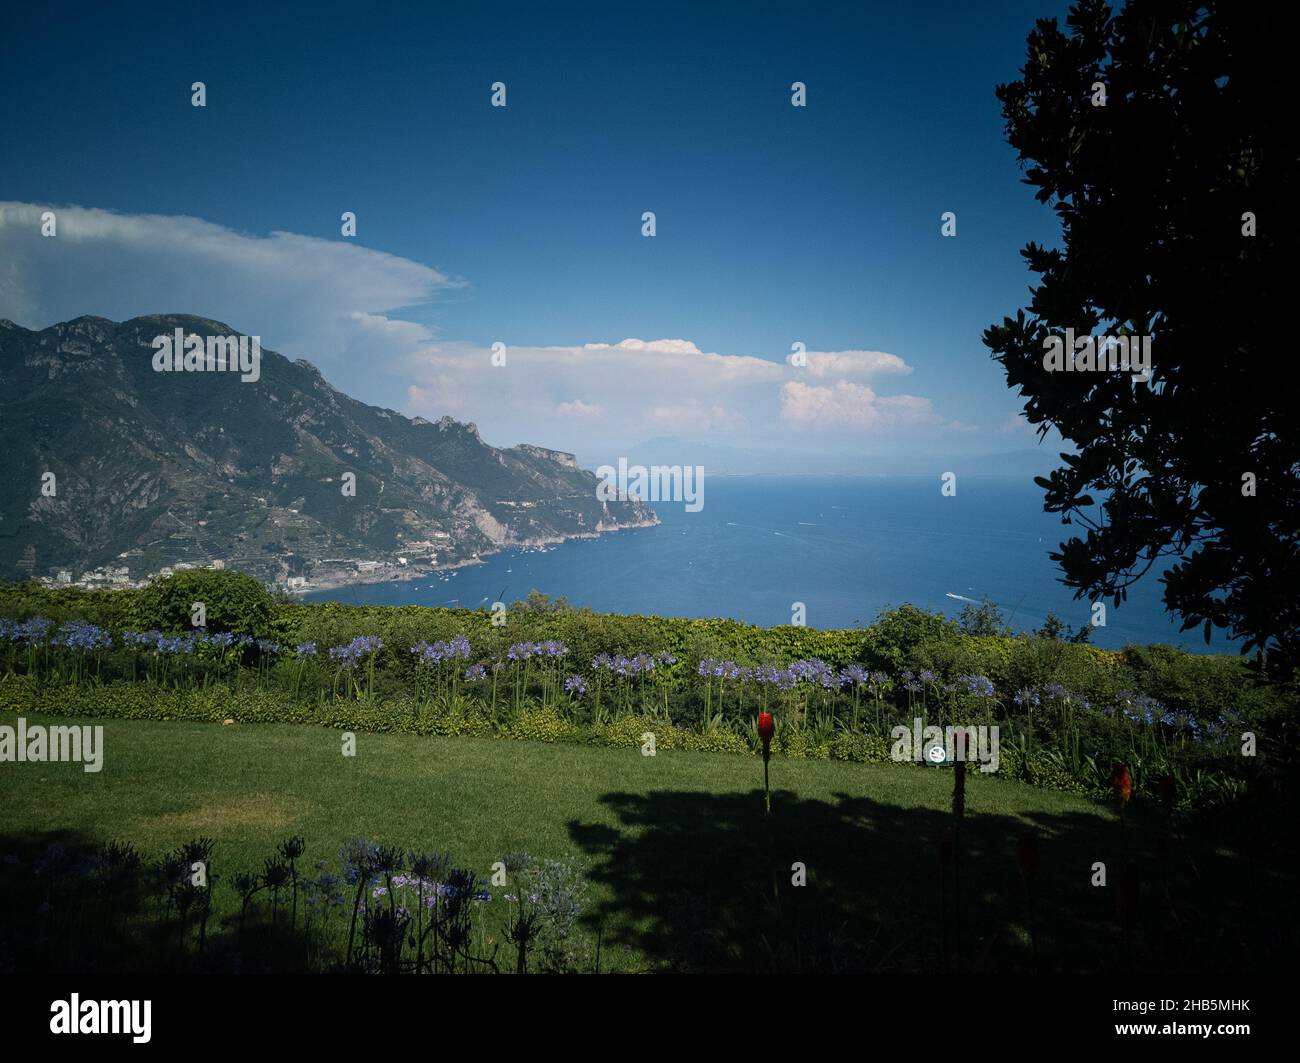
[2,575,1292,730]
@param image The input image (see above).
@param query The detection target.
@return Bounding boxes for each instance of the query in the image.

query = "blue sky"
[0,0,1075,465]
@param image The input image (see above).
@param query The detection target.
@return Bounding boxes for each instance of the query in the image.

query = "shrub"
[130,570,275,635]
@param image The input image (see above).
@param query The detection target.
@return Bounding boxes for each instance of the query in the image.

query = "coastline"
[294,514,660,597]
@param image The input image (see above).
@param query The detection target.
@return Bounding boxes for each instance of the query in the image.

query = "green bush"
[129,570,275,635]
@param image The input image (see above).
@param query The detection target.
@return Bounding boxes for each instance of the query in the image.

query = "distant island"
[0,314,657,590]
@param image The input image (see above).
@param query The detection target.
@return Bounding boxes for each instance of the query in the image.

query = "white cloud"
[803,350,911,378]
[779,381,943,432]
[1,200,969,456]
[0,200,461,379]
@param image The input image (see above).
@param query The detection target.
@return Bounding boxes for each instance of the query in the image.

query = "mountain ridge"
[0,314,656,583]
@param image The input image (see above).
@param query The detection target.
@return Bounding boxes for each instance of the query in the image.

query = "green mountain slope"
[0,314,656,581]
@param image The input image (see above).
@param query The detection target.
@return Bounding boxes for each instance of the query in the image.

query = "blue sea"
[306,476,1235,654]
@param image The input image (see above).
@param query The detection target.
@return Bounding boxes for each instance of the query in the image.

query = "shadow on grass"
[569,785,1295,973]
[0,827,314,974]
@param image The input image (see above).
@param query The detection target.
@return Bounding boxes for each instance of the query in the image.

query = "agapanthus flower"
[339,837,382,886]
[328,635,384,669]
[51,619,113,652]
[842,664,869,686]
[13,618,53,647]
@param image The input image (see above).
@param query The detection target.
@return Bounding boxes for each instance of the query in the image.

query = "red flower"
[1110,763,1133,804]
[1016,831,1039,878]
[757,711,775,752]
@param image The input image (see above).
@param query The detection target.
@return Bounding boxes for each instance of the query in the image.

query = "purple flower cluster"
[295,641,318,657]
[119,631,199,655]
[0,617,53,646]
[329,635,384,669]
[1014,686,1041,708]
[114,629,267,655]
[507,640,569,661]
[410,634,471,665]
[595,652,657,676]
[842,664,870,685]
[51,619,114,652]
[464,663,488,683]
[1115,691,1168,726]
[958,674,996,699]
[701,656,866,692]
[563,675,587,697]
[303,870,346,908]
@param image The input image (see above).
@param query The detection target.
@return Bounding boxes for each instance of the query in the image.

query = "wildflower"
[842,664,869,686]
[295,641,317,657]
[1110,763,1133,804]
[959,674,995,698]
[328,635,384,669]
[757,711,775,813]
[51,619,113,652]
[464,663,487,682]
[563,675,586,697]
[16,618,52,647]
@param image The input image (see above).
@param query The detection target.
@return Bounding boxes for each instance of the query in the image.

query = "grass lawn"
[0,712,1284,972]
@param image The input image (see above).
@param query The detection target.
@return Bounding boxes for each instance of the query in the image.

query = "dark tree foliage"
[984,0,1298,667]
